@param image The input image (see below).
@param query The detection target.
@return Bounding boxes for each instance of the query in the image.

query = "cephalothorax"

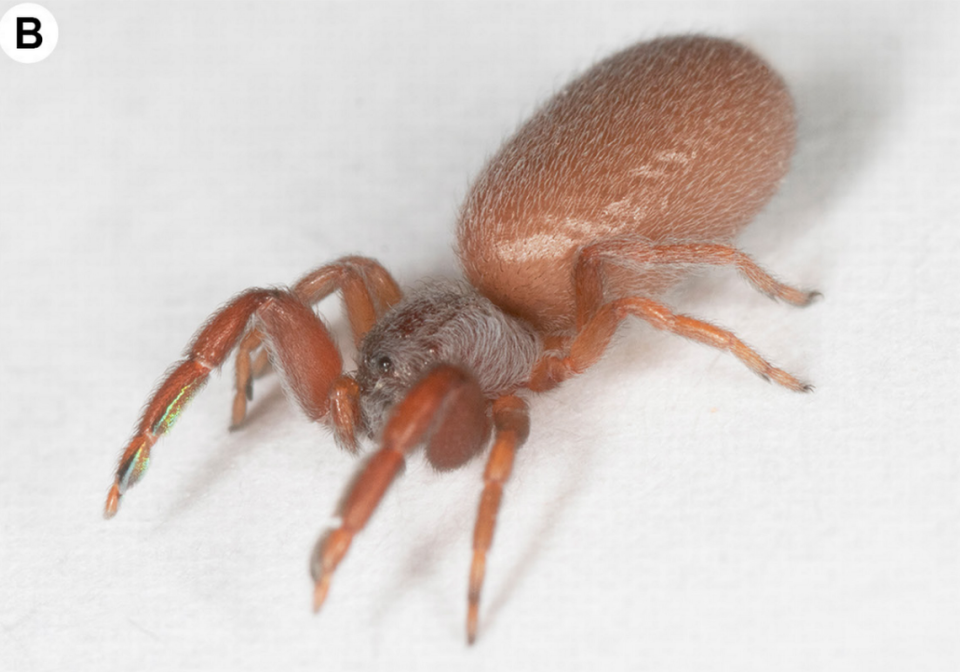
[354,283,541,444]
[105,36,818,643]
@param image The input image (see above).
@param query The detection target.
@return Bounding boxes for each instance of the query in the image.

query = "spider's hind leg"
[529,237,817,392]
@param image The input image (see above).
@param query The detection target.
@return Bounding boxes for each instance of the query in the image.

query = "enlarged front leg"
[530,238,817,392]
[231,257,401,428]
[310,365,491,613]
[105,290,343,518]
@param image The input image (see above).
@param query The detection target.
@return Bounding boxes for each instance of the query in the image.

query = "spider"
[105,35,818,643]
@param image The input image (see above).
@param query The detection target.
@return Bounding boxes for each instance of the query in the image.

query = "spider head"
[351,282,540,439]
[354,290,451,437]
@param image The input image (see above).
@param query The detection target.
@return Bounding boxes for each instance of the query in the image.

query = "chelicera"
[105,35,818,643]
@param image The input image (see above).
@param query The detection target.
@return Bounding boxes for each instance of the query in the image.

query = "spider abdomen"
[457,35,796,333]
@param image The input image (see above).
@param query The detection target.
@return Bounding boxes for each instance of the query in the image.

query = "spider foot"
[104,480,121,519]
[767,286,822,307]
[763,366,813,393]
[312,574,332,613]
[104,436,152,519]
[230,392,248,430]
[467,603,479,645]
[309,527,353,614]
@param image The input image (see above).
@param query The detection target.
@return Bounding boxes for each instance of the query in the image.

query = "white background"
[1,2,958,671]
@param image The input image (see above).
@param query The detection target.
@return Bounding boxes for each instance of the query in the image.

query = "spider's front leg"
[104,289,345,518]
[231,257,401,428]
[310,365,491,612]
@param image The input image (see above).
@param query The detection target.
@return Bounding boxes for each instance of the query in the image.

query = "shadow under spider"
[481,422,600,638]
[382,398,606,638]
[160,379,290,522]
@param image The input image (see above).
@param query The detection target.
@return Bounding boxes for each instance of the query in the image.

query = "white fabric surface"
[1,2,958,670]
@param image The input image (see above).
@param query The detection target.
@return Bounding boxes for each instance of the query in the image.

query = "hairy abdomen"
[457,35,796,334]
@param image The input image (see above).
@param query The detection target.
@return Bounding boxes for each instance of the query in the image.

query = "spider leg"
[105,290,343,518]
[531,296,812,391]
[310,365,490,613]
[573,238,820,328]
[467,395,530,644]
[231,256,402,428]
[530,238,817,392]
[328,375,363,453]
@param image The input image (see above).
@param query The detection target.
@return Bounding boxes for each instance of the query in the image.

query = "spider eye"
[376,356,393,374]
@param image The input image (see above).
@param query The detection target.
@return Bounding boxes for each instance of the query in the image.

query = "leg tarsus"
[104,481,121,519]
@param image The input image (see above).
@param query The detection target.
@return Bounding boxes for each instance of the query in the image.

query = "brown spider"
[104,35,818,643]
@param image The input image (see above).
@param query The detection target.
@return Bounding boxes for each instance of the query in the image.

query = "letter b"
[17,17,42,49]
[1,4,59,63]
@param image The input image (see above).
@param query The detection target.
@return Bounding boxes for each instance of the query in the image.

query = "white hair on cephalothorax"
[354,281,541,436]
